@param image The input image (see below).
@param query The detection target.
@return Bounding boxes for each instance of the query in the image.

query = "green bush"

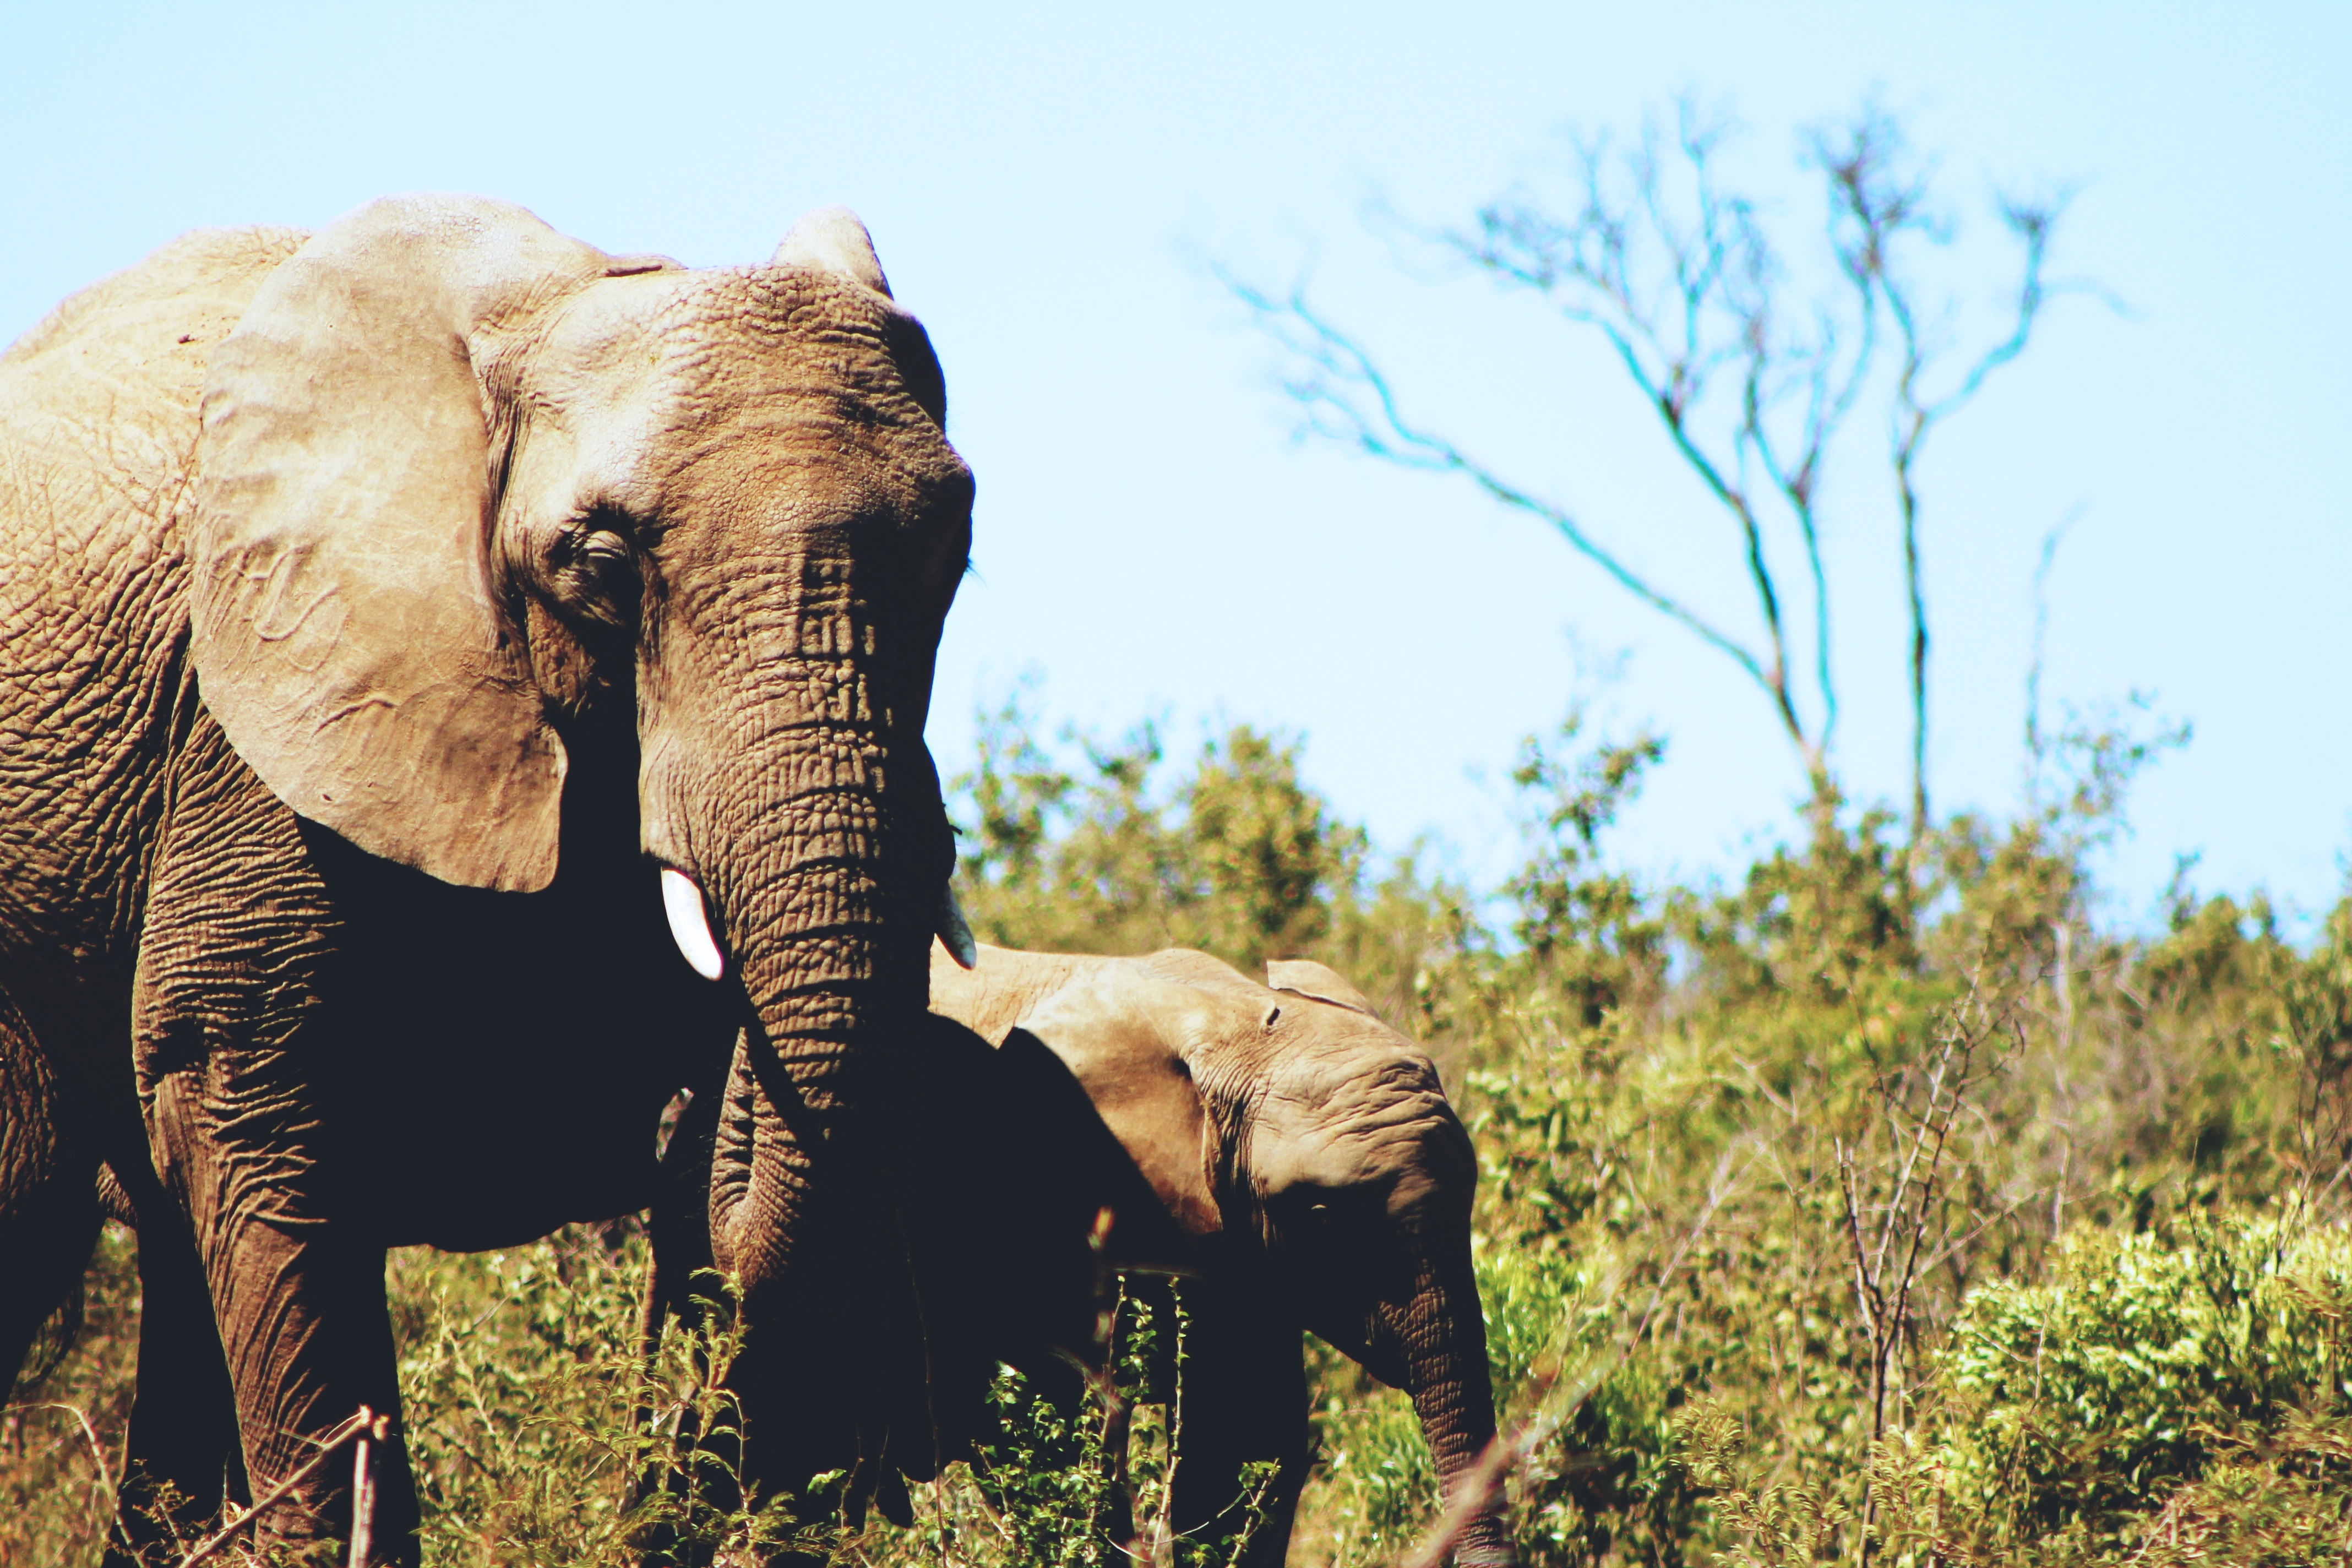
[859,1276,1276,1568]
[390,1231,835,1567]
[1933,1210,2352,1563]
[0,1223,139,1568]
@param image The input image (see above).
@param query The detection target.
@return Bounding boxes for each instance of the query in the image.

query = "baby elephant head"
[1242,963,1478,1334]
[1228,962,1502,1554]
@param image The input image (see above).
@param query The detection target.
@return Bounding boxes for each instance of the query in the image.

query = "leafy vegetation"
[6,692,2349,1565]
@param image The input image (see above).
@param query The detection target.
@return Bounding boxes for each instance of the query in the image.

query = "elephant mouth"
[659,862,976,981]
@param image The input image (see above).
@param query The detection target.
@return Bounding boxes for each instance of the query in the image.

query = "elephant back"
[2,227,305,476]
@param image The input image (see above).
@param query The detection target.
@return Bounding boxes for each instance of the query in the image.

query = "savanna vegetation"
[943,695,2352,1567]
[8,690,2349,1566]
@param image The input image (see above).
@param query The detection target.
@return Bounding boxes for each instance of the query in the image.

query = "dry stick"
[176,1406,383,1568]
[1396,1145,1750,1568]
[347,1409,390,1568]
[4,1401,119,1527]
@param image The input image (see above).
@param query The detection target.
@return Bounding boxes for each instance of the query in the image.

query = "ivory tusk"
[661,867,726,981]
[937,882,978,969]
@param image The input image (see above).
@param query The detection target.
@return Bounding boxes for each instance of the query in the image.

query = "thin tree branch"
[4,1401,118,1532]
[1226,96,2075,827]
[177,1406,384,1568]
[1225,274,1796,730]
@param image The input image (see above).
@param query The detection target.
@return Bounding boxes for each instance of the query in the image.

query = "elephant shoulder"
[930,941,1112,1044]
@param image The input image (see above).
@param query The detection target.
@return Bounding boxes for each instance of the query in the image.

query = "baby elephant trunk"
[1392,1247,1517,1567]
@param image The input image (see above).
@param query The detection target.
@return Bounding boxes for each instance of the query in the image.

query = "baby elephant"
[918,941,1510,1568]
[644,942,1510,1565]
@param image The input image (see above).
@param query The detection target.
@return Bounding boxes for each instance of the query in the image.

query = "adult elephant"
[0,195,973,1564]
[649,943,1515,1567]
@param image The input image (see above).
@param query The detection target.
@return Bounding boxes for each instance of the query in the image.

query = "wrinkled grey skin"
[650,942,1512,1567]
[0,197,971,1564]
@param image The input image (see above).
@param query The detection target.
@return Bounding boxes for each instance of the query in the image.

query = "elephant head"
[930,944,1513,1567]
[1244,961,1511,1567]
[189,195,973,1317]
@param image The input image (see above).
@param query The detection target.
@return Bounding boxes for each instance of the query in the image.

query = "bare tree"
[1230,97,2064,842]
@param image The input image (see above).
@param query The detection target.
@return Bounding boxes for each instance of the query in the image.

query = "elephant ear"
[1266,959,1379,1017]
[772,205,893,297]
[191,194,617,892]
[1015,967,1223,1237]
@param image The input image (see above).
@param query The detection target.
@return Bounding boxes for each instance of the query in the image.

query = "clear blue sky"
[4,2,2345,924]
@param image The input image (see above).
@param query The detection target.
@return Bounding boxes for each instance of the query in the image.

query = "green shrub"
[1933,1210,2352,1563]
[0,1223,139,1568]
[392,1231,835,1567]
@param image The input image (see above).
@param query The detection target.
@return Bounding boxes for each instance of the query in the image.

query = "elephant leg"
[0,986,101,1402]
[1164,1282,1311,1568]
[645,1085,723,1346]
[142,1049,413,1565]
[132,721,413,1565]
[105,1161,246,1564]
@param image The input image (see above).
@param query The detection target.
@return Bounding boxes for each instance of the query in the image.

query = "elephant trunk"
[1390,1248,1516,1568]
[699,745,935,1304]
[657,614,949,1494]
[639,542,941,1292]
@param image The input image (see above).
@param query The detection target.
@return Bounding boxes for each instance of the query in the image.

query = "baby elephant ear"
[1266,959,1379,1017]
[772,205,892,297]
[192,195,614,892]
[1018,970,1224,1238]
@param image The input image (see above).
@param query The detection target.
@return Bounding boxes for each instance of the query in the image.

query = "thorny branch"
[176,1404,389,1568]
[2,1401,117,1531]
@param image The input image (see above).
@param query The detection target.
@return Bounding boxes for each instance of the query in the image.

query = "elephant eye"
[536,516,643,640]
[578,531,630,574]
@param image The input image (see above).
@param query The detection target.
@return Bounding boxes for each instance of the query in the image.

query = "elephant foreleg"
[1163,1282,1311,1568]
[132,717,413,1564]
[631,1081,727,1566]
[141,1044,415,1564]
[105,1162,246,1566]
[644,1084,723,1349]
